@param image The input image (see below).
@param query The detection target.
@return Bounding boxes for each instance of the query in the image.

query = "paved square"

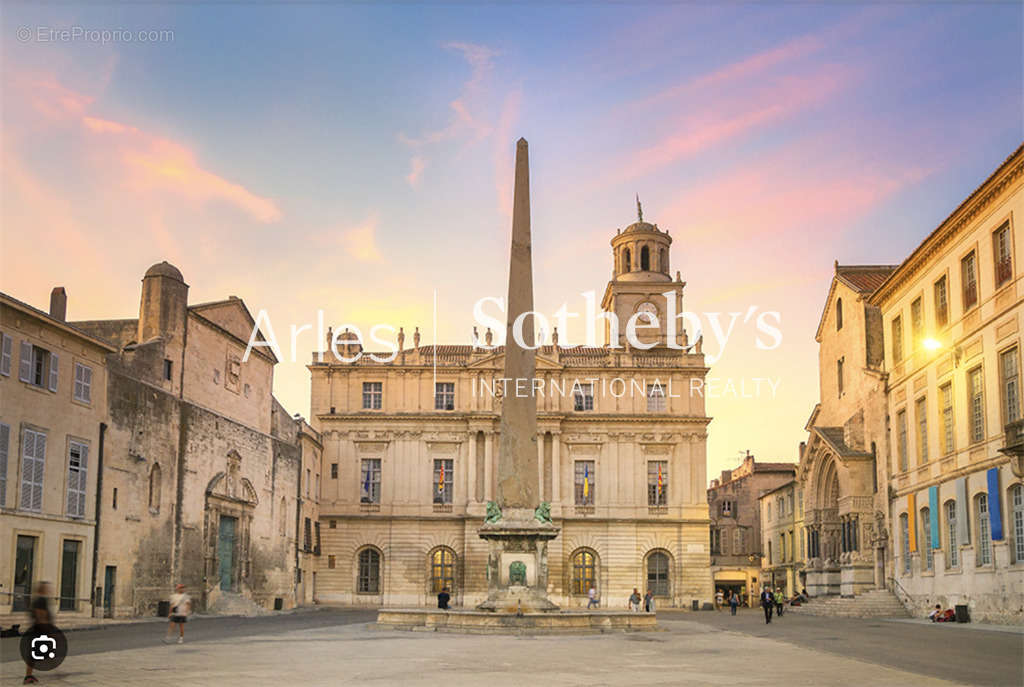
[6,608,1020,686]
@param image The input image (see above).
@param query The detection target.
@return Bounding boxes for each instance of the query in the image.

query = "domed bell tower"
[600,197,686,348]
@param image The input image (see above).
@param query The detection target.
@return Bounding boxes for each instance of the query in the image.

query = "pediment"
[466,351,563,371]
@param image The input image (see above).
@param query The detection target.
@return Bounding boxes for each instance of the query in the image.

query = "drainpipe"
[90,422,107,617]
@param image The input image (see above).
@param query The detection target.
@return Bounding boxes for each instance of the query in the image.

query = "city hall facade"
[311,215,715,608]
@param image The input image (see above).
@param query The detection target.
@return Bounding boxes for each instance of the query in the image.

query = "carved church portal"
[204,451,258,598]
[218,515,237,591]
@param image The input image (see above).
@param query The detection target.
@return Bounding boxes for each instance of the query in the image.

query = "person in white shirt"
[587,587,599,609]
[165,584,192,644]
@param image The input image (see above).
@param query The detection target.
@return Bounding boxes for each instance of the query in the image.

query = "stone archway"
[800,429,877,598]
[203,451,258,605]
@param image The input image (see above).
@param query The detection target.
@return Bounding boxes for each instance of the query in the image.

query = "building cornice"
[869,144,1024,307]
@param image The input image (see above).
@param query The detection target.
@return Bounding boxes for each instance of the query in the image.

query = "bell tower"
[600,198,686,347]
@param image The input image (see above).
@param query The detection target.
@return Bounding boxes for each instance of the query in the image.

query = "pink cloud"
[339,215,384,263]
[406,156,426,188]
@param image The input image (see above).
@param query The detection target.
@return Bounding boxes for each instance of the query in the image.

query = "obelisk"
[497,137,539,511]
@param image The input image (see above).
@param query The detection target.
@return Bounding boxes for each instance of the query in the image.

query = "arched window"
[976,494,992,566]
[430,547,456,594]
[148,463,162,513]
[570,549,597,595]
[357,548,381,593]
[646,551,670,597]
[836,298,843,330]
[659,248,667,274]
[944,500,958,568]
[920,507,933,571]
[624,249,631,272]
[899,513,910,574]
[640,245,650,271]
[1011,484,1024,564]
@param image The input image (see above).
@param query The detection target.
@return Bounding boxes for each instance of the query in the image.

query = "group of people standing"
[626,588,656,612]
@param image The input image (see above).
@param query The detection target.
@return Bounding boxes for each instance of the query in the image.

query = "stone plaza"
[1,608,1021,686]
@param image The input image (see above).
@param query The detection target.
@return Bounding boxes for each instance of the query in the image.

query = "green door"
[103,566,116,618]
[60,540,80,611]
[13,535,36,612]
[218,516,237,591]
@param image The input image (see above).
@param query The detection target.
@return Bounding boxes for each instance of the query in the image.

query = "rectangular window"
[1001,347,1020,425]
[647,461,667,506]
[940,383,954,455]
[20,428,46,512]
[0,333,12,376]
[21,344,57,390]
[837,358,844,397]
[434,382,455,411]
[911,297,923,348]
[710,528,720,554]
[305,469,311,498]
[433,458,453,504]
[891,316,904,364]
[59,539,80,611]
[573,383,594,411]
[946,501,958,568]
[1013,486,1024,564]
[722,500,733,516]
[574,460,595,505]
[934,276,949,328]
[362,382,382,410]
[962,251,978,311]
[916,397,928,464]
[969,366,985,443]
[897,409,908,472]
[163,359,173,381]
[73,363,92,403]
[733,528,742,553]
[647,384,666,412]
[921,509,933,571]
[994,222,1012,288]
[303,517,312,551]
[327,555,336,569]
[314,521,321,552]
[766,502,771,520]
[330,463,338,479]
[0,423,8,507]
[978,495,992,566]
[360,458,381,504]
[66,440,88,518]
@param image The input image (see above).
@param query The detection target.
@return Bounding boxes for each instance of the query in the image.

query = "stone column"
[484,432,494,502]
[537,435,545,501]
[552,432,561,506]
[467,432,478,506]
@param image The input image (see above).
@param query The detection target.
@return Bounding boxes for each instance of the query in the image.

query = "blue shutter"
[0,333,11,376]
[929,486,940,549]
[987,468,1004,541]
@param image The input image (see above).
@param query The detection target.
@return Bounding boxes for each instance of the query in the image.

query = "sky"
[2,2,1022,482]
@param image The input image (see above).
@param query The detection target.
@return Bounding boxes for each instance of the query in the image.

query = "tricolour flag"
[438,462,446,493]
[583,463,590,500]
[657,463,663,496]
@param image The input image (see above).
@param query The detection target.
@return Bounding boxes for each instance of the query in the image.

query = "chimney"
[721,470,731,484]
[50,287,67,321]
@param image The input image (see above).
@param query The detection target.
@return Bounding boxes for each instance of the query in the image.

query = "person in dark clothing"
[729,591,739,616]
[760,587,774,624]
[24,581,54,684]
[437,587,451,610]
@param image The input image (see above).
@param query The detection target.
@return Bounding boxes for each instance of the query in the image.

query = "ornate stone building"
[869,145,1024,623]
[707,454,795,604]
[71,263,309,616]
[759,478,805,597]
[797,264,895,598]
[312,211,714,609]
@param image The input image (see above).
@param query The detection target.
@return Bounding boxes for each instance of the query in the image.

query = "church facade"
[311,213,714,609]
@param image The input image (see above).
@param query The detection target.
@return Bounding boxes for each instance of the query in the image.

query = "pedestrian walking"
[23,581,54,684]
[715,588,724,610]
[644,589,655,613]
[775,587,785,617]
[164,584,191,644]
[587,586,599,609]
[760,587,774,624]
[628,588,642,612]
[729,591,739,616]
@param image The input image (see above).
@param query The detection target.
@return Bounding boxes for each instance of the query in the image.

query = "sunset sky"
[3,2,1022,480]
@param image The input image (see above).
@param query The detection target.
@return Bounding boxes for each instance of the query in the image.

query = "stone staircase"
[789,590,910,618]
[205,591,271,617]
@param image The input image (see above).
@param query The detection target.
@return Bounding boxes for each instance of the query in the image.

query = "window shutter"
[33,432,46,512]
[0,423,8,507]
[83,365,92,402]
[48,352,59,392]
[21,429,46,512]
[19,341,32,382]
[0,334,12,376]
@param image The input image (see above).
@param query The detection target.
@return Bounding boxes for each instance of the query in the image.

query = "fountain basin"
[375,608,658,634]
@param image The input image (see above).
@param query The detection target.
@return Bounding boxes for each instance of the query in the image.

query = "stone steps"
[789,590,909,618]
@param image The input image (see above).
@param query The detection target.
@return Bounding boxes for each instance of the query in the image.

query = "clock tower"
[600,198,687,348]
